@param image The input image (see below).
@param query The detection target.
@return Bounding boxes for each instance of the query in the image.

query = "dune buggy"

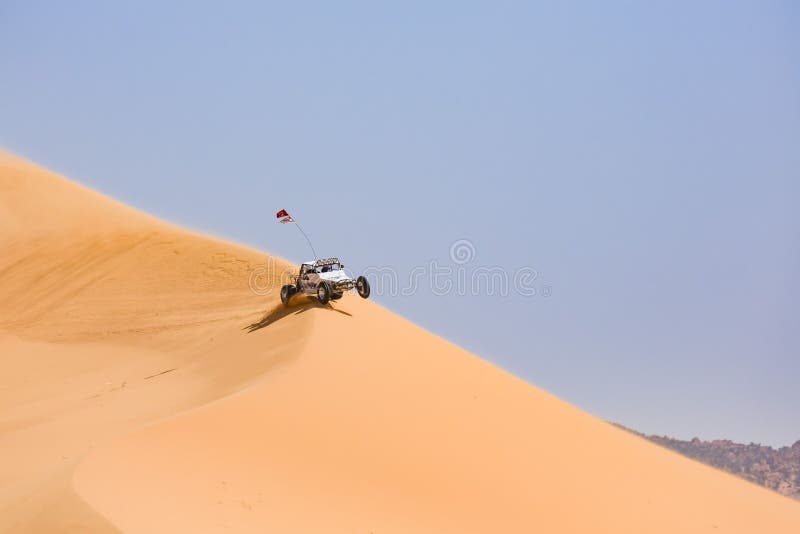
[280,258,370,305]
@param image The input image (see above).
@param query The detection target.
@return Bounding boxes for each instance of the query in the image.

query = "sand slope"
[0,151,297,531]
[2,152,799,532]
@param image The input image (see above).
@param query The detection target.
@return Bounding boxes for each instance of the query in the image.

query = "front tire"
[317,281,331,304]
[356,276,370,299]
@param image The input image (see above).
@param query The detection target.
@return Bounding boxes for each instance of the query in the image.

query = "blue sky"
[2,1,798,446]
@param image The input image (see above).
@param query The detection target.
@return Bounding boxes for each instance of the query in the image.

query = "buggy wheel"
[317,282,331,304]
[280,285,293,306]
[356,276,370,299]
[331,292,343,300]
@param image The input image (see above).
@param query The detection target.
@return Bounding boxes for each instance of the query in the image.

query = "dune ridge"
[2,153,799,532]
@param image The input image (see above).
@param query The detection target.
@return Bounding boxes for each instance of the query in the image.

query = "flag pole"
[294,222,317,261]
[277,209,317,261]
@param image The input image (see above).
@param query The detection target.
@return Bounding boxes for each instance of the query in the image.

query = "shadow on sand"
[245,297,352,333]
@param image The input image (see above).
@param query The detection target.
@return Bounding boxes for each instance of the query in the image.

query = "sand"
[1,151,799,532]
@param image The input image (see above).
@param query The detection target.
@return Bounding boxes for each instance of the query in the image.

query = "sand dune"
[1,151,296,531]
[2,152,799,532]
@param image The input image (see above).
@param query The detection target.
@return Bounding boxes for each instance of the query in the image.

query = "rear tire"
[356,276,370,299]
[317,281,331,304]
[280,285,294,306]
[331,292,343,300]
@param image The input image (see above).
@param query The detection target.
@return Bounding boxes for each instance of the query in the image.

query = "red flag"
[276,209,290,219]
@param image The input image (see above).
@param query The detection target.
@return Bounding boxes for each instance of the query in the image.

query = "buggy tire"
[280,285,294,306]
[317,281,332,305]
[356,276,370,299]
[331,292,343,300]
